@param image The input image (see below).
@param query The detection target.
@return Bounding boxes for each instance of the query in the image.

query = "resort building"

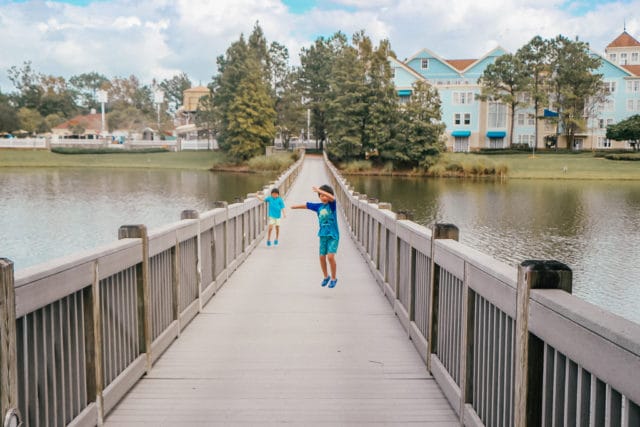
[392,31,640,151]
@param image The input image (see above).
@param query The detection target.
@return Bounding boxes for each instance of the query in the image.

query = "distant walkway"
[105,156,457,425]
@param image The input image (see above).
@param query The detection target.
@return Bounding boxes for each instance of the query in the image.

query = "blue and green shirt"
[306,201,339,239]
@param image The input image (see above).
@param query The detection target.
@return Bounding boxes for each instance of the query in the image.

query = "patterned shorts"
[268,217,281,226]
[319,236,339,255]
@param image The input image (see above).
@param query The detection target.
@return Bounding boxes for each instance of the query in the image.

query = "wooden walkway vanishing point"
[104,156,458,425]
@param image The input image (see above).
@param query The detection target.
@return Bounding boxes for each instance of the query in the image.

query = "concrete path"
[105,156,457,425]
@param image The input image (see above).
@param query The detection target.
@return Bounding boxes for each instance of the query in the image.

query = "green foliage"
[213,23,278,162]
[478,53,530,147]
[69,72,109,111]
[247,153,296,171]
[51,147,169,154]
[606,114,640,150]
[385,80,445,168]
[159,72,192,109]
[341,160,373,172]
[603,153,640,161]
[0,92,18,132]
[428,157,509,177]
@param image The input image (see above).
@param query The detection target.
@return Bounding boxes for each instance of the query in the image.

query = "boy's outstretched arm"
[290,204,307,209]
[312,186,335,202]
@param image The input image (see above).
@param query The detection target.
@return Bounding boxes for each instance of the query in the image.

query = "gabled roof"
[53,113,102,131]
[622,65,640,76]
[405,45,509,74]
[446,59,476,71]
[389,56,426,81]
[607,31,640,48]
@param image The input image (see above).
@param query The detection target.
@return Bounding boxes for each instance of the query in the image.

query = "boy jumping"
[291,185,339,288]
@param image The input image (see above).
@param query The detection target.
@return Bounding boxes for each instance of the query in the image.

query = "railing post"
[118,225,152,372]
[427,223,459,372]
[90,260,104,425]
[213,201,229,273]
[0,259,20,427]
[181,210,202,311]
[514,260,572,427]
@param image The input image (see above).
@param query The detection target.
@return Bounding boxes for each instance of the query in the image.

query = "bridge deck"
[105,156,457,425]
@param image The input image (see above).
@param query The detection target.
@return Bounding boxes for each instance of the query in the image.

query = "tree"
[107,75,153,114]
[478,53,530,147]
[224,58,276,160]
[160,72,192,111]
[325,37,367,161]
[195,89,218,142]
[212,24,277,160]
[0,92,19,132]
[7,61,43,109]
[16,107,44,134]
[607,114,640,150]
[298,34,342,149]
[274,70,305,147]
[547,35,605,149]
[387,80,445,168]
[69,72,109,111]
[517,36,551,150]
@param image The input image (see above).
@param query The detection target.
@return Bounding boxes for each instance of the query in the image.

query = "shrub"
[604,153,640,161]
[342,160,373,173]
[51,147,169,154]
[247,153,295,172]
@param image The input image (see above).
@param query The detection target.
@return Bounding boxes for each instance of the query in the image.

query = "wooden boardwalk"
[105,156,457,425]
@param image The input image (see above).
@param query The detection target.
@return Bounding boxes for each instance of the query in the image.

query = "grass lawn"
[0,149,227,170]
[446,152,640,180]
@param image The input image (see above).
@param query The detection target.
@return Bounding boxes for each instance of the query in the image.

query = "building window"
[454,137,469,152]
[421,58,429,69]
[627,99,640,111]
[453,91,475,105]
[488,138,505,149]
[603,81,616,93]
[517,134,535,147]
[633,52,639,63]
[488,102,507,128]
[621,53,628,65]
[609,53,617,62]
[626,80,640,92]
[454,113,471,125]
[391,68,395,78]
[517,113,525,126]
[597,137,611,148]
[398,95,410,105]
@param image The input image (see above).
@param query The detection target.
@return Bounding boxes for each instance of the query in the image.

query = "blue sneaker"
[274,240,278,246]
[328,278,338,288]
[321,276,330,287]
[267,240,271,246]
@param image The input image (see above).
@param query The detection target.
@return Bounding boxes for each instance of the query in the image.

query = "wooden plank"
[66,403,98,427]
[467,263,517,319]
[150,321,179,366]
[0,259,18,422]
[102,355,146,415]
[104,155,458,426]
[433,241,465,280]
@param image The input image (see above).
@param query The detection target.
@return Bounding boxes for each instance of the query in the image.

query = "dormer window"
[421,58,429,69]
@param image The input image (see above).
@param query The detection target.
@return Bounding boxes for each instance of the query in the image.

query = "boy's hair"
[319,184,334,195]
[270,188,280,195]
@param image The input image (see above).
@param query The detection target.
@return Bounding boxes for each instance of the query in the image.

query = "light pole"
[97,90,108,136]
[154,90,165,139]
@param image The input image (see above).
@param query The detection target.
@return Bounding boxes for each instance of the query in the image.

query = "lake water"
[347,176,640,325]
[0,168,274,270]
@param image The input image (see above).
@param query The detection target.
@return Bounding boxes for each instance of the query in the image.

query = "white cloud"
[0,0,637,93]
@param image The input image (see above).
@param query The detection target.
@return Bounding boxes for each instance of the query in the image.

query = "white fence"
[0,138,218,151]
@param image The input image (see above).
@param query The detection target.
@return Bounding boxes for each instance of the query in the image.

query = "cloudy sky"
[0,0,637,92]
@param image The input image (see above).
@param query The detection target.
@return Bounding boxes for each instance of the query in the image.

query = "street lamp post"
[153,90,165,139]
[97,90,108,136]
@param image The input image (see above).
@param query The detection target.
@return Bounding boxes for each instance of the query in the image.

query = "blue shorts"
[319,236,339,256]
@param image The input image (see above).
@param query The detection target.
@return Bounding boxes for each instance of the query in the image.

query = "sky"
[0,0,637,92]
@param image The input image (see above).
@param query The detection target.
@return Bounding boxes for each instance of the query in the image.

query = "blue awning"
[543,109,559,117]
[487,131,506,138]
[451,130,471,137]
[397,90,412,96]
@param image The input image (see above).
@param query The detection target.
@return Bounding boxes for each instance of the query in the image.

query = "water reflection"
[0,168,274,270]
[348,176,640,324]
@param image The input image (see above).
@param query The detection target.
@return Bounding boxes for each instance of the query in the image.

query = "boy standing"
[258,188,286,246]
[291,185,339,288]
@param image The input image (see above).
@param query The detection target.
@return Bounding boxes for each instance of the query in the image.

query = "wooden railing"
[0,152,303,426]
[324,154,640,427]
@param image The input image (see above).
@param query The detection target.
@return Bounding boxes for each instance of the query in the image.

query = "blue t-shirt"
[306,200,339,239]
[265,195,285,219]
